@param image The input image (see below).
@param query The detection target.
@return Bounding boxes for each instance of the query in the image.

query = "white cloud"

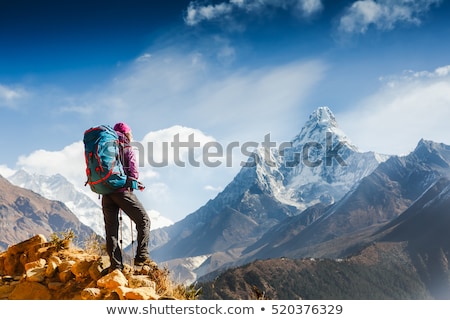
[0,84,27,108]
[300,0,323,15]
[16,141,86,189]
[338,0,442,34]
[184,0,323,26]
[185,1,233,26]
[0,165,16,178]
[140,125,217,167]
[135,53,152,63]
[135,125,240,221]
[339,65,450,156]
[87,48,325,148]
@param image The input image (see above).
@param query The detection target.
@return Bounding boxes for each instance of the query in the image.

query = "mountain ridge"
[0,175,95,251]
[236,138,450,263]
[198,171,450,299]
[150,106,389,282]
[3,106,449,297]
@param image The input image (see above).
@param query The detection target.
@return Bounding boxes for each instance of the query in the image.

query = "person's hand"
[137,181,145,191]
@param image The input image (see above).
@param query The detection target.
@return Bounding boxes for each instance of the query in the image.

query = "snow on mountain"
[247,106,390,211]
[151,106,391,283]
[8,170,106,237]
[7,169,173,248]
[162,255,210,285]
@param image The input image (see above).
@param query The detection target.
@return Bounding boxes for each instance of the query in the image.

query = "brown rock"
[124,286,160,300]
[0,284,16,299]
[59,269,74,283]
[88,256,110,281]
[26,267,47,282]
[128,275,156,290]
[81,287,103,300]
[9,281,52,300]
[1,235,183,300]
[7,235,46,255]
[97,269,128,289]
[46,256,61,278]
[47,281,64,290]
[71,259,93,281]
[24,258,46,271]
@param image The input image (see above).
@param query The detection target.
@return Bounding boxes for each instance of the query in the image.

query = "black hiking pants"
[102,190,151,270]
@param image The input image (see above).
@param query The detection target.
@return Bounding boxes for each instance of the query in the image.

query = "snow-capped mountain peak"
[151,107,391,279]
[248,107,389,211]
[291,106,357,152]
[309,106,337,126]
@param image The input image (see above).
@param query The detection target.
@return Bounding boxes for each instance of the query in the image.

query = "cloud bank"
[340,64,450,155]
[338,0,442,34]
[184,0,323,26]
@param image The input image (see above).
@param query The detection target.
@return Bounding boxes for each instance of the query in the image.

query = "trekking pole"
[130,217,134,265]
[119,209,123,253]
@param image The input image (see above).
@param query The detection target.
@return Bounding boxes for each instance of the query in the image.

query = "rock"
[97,269,128,289]
[113,286,131,300]
[89,256,110,281]
[7,235,46,255]
[71,259,94,281]
[59,269,74,283]
[0,284,15,299]
[81,287,103,300]
[128,275,156,289]
[3,235,47,275]
[0,234,187,300]
[124,286,160,300]
[9,281,52,300]
[46,256,61,278]
[24,258,46,271]
[48,282,64,290]
[26,267,47,282]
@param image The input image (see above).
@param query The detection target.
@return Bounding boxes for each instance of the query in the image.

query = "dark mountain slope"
[378,177,450,299]
[198,156,450,300]
[198,242,431,300]
[0,175,96,251]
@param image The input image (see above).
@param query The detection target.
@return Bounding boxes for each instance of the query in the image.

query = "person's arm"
[124,144,139,180]
[123,144,145,190]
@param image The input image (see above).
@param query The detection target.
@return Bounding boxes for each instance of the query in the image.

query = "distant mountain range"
[147,107,450,299]
[4,169,173,249]
[150,107,394,282]
[8,170,107,240]
[2,106,450,299]
[0,175,95,251]
[198,171,450,299]
[239,139,450,261]
[193,117,450,298]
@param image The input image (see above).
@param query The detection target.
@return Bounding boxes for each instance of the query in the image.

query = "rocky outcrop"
[0,234,178,300]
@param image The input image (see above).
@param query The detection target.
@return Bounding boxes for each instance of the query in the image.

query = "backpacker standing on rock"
[83,122,152,272]
[103,122,152,271]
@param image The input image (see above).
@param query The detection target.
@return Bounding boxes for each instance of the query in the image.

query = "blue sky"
[1,0,450,223]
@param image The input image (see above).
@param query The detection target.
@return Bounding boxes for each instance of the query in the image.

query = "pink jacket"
[116,131,139,190]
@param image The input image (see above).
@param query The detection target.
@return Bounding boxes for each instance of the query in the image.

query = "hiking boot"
[134,258,157,268]
[100,266,122,278]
